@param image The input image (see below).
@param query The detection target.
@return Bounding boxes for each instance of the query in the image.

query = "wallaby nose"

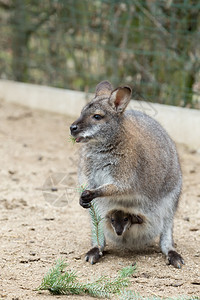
[70,124,78,134]
[116,230,123,236]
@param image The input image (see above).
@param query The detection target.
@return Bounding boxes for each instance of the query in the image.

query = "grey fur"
[70,81,184,268]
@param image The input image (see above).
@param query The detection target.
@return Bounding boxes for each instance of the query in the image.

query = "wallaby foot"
[160,222,184,269]
[167,250,184,269]
[85,247,102,264]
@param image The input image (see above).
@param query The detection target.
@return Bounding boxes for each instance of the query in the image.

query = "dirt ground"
[0,100,199,300]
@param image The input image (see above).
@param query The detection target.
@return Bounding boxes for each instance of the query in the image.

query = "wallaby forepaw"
[168,250,184,269]
[85,247,102,264]
[80,190,95,208]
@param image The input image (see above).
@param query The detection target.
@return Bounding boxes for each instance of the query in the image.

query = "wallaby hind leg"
[160,221,184,269]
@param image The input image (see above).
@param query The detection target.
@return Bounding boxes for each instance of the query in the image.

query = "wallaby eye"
[124,217,128,222]
[93,114,103,120]
[111,218,115,224]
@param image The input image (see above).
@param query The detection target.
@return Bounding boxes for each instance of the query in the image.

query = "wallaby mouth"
[70,124,91,143]
[75,137,83,143]
[74,136,90,143]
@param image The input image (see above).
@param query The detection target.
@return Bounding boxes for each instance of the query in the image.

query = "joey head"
[105,209,143,236]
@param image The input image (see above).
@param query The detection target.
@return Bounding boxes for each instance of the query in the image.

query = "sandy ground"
[0,100,200,300]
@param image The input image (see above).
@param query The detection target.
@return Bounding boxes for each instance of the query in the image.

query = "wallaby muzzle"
[70,124,78,134]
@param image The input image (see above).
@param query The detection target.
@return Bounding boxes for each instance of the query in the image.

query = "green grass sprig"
[68,135,76,144]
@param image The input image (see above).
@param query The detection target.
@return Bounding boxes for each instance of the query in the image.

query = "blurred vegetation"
[0,0,200,107]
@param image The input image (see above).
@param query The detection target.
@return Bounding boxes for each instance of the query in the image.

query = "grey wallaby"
[70,81,184,268]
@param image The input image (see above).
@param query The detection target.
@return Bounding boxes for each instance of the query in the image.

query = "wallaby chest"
[83,147,116,187]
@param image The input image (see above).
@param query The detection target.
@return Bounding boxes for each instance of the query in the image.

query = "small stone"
[60,251,68,255]
[74,256,81,260]
[171,281,183,287]
[191,281,200,285]
[29,257,40,262]
[12,178,19,182]
[44,217,55,221]
[141,272,150,278]
[8,170,16,175]
[190,228,199,231]
[20,259,29,264]
[190,150,197,154]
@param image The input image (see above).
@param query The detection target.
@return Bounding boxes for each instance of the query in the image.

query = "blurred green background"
[0,0,200,107]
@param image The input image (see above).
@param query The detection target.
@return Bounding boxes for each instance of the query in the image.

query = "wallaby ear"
[109,86,132,113]
[95,81,113,97]
[131,214,139,224]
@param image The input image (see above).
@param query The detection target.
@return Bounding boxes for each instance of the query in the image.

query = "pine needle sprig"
[39,261,199,299]
[77,183,88,194]
[38,259,78,295]
[118,264,137,278]
[78,184,105,252]
[38,259,136,298]
[89,201,105,253]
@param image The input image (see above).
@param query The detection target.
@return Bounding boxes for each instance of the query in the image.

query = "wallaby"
[105,209,143,237]
[70,81,184,268]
